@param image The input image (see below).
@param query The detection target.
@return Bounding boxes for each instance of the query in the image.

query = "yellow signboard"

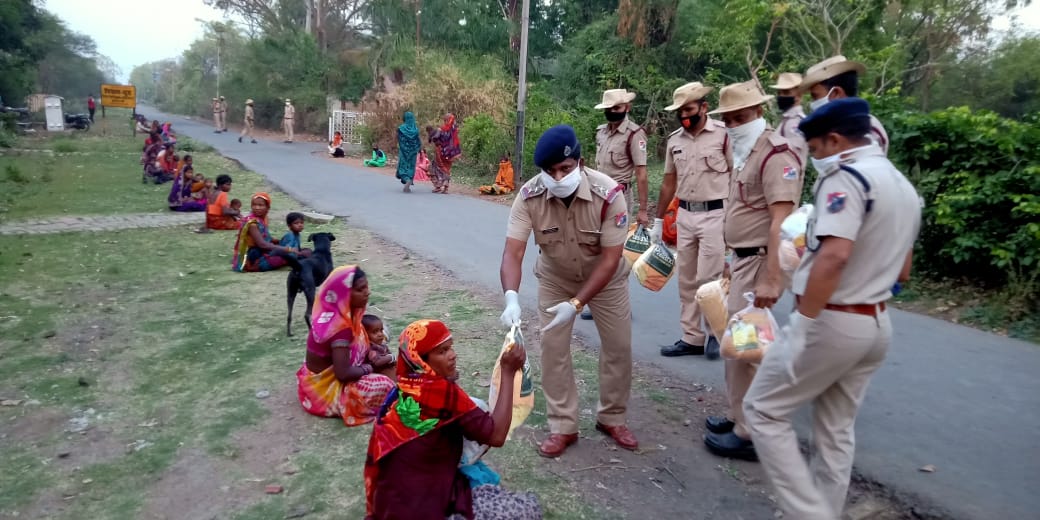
[100,83,136,108]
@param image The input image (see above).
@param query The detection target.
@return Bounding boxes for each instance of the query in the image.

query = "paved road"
[150,108,1039,520]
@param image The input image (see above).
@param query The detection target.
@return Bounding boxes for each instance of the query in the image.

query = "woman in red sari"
[365,319,541,520]
[428,113,462,194]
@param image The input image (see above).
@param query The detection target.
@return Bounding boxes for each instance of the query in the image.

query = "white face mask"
[810,144,874,175]
[541,166,582,198]
[809,87,836,112]
[726,117,767,171]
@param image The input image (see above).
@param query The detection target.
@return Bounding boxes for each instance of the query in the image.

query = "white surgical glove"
[782,311,815,383]
[541,300,579,332]
[500,290,521,327]
[648,217,664,244]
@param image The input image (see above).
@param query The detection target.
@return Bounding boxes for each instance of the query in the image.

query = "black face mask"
[678,113,701,130]
[777,96,797,112]
[605,110,627,122]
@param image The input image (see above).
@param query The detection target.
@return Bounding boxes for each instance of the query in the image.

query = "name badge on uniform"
[541,227,559,235]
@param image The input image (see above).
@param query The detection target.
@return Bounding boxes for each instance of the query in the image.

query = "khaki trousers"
[744,308,891,520]
[676,207,725,345]
[240,121,254,139]
[213,112,221,129]
[724,254,765,438]
[537,272,632,434]
[218,111,226,130]
[283,118,294,141]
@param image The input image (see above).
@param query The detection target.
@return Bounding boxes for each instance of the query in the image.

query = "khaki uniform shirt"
[594,118,647,184]
[868,114,889,155]
[778,106,807,170]
[663,119,732,202]
[212,100,221,114]
[507,168,629,284]
[793,144,921,304]
[220,100,228,113]
[244,105,254,123]
[725,128,803,248]
[284,104,295,119]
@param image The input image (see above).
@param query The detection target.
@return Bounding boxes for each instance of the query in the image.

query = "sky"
[40,0,1040,83]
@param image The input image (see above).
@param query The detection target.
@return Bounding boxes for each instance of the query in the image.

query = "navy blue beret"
[534,125,581,170]
[798,97,871,141]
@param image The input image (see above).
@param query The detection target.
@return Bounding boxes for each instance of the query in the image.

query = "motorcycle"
[64,112,91,130]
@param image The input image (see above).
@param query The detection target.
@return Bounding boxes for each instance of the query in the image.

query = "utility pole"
[416,0,422,63]
[512,0,530,182]
[216,36,221,98]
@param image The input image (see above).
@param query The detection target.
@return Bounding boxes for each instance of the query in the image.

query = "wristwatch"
[569,298,584,313]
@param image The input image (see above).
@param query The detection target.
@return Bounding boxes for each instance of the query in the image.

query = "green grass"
[0,133,611,518]
[0,134,266,221]
[893,279,1040,343]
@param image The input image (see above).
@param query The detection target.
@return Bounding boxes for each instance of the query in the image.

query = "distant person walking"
[428,113,461,194]
[283,98,295,143]
[239,99,257,144]
[87,95,96,122]
[395,111,422,193]
[219,95,228,132]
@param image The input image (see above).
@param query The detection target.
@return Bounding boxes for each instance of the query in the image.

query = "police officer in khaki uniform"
[594,89,649,222]
[283,98,295,143]
[768,73,808,168]
[744,99,920,519]
[585,89,649,321]
[499,125,638,458]
[651,82,731,359]
[212,97,222,133]
[239,99,257,144]
[800,56,889,154]
[219,95,228,132]
[698,80,803,460]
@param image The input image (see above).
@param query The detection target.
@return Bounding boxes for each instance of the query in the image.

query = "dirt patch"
[139,449,254,520]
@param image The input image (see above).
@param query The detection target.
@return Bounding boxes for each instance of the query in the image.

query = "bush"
[881,104,1040,312]
[459,113,512,173]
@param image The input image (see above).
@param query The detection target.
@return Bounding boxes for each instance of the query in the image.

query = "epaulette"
[596,123,608,131]
[520,176,546,200]
[767,132,789,152]
[589,181,623,204]
[668,127,683,137]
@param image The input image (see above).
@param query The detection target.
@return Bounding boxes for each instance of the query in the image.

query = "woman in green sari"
[395,111,422,193]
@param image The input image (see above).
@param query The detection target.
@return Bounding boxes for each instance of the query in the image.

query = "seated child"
[328,131,345,157]
[229,198,242,214]
[362,314,396,378]
[274,211,309,257]
[191,174,207,199]
[364,146,387,167]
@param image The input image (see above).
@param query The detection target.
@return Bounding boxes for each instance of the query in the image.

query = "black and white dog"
[286,232,336,337]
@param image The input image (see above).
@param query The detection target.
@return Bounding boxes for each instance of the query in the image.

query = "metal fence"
[328,110,367,145]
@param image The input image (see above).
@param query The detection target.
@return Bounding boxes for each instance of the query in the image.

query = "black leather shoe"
[705,336,721,360]
[660,340,705,357]
[705,416,734,434]
[704,432,757,461]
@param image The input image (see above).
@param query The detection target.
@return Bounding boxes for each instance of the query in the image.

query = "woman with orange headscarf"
[231,192,295,272]
[428,113,462,194]
[364,319,540,520]
[297,266,396,426]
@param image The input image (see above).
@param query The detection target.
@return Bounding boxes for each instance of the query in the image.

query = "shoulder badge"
[521,176,546,200]
[590,181,623,204]
[767,132,789,152]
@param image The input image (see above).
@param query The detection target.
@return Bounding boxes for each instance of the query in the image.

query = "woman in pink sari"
[428,114,462,194]
[296,265,396,426]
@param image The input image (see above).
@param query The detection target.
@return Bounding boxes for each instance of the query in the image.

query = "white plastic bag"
[461,397,490,465]
[779,204,813,279]
[721,292,782,364]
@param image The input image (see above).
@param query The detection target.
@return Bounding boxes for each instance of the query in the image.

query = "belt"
[679,199,724,212]
[734,246,767,258]
[795,296,887,317]
[619,182,630,191]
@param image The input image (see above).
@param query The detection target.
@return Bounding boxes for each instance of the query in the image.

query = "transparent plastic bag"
[488,323,534,442]
[721,292,782,364]
[695,278,730,340]
[632,243,676,292]
[623,224,652,267]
